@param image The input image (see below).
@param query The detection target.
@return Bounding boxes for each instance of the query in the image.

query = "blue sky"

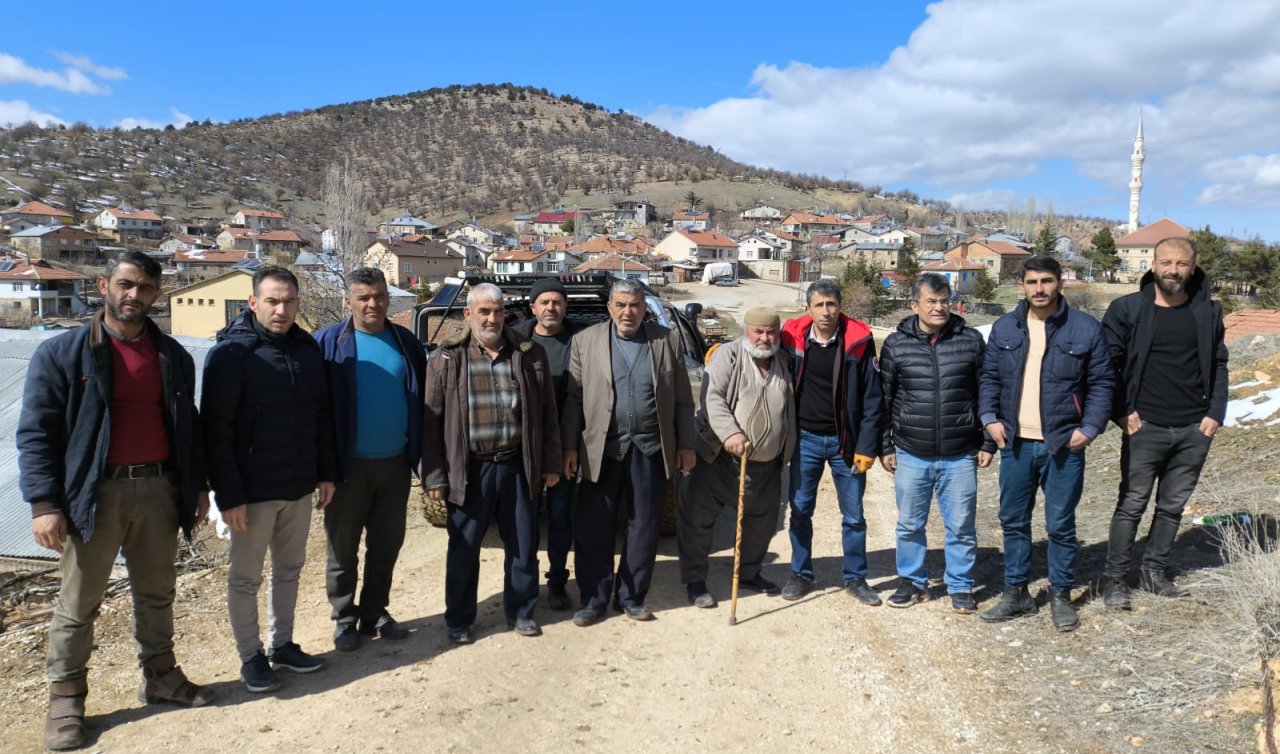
[3,0,1278,242]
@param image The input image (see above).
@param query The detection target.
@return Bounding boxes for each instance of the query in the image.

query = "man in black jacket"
[511,277,582,611]
[18,252,213,750]
[879,273,993,614]
[1100,237,1228,608]
[203,266,337,693]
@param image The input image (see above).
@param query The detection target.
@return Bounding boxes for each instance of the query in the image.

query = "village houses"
[944,239,1031,281]
[1,200,75,233]
[364,236,461,287]
[9,225,99,262]
[1115,218,1192,283]
[654,229,738,266]
[92,207,164,240]
[0,258,89,321]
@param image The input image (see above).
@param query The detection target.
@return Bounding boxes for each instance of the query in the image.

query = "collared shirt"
[808,323,839,346]
[466,337,521,453]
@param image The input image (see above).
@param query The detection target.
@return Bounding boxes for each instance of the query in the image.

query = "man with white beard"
[677,308,796,609]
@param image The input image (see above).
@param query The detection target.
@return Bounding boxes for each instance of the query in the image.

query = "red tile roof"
[238,208,285,219]
[1223,309,1280,344]
[258,230,302,243]
[6,200,70,217]
[495,250,546,262]
[925,257,986,272]
[533,211,574,224]
[568,236,653,255]
[574,253,652,274]
[1116,218,1191,247]
[0,259,87,280]
[984,241,1032,257]
[672,210,709,221]
[105,207,163,222]
[678,230,737,248]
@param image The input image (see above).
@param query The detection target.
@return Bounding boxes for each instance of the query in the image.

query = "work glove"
[853,454,875,474]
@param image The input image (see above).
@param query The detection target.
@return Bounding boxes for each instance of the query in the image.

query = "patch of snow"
[1225,386,1280,427]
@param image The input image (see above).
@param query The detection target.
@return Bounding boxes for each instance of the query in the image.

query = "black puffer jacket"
[880,314,994,457]
[201,309,337,511]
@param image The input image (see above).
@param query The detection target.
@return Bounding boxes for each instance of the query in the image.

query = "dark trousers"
[574,446,666,610]
[544,475,576,587]
[1105,422,1213,578]
[445,457,539,629]
[677,453,782,585]
[323,454,411,625]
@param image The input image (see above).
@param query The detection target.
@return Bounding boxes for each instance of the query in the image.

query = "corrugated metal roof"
[0,328,215,562]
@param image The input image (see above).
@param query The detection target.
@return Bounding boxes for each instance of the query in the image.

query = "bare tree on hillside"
[322,156,375,277]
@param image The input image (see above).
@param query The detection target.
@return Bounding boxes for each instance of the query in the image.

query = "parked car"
[410,271,710,533]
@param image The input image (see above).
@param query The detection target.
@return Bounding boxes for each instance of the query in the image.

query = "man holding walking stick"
[678,307,795,610]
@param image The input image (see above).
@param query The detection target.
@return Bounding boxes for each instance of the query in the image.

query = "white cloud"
[1197,153,1280,207]
[114,107,195,131]
[53,52,127,81]
[0,99,64,127]
[646,0,1280,215]
[0,53,111,94]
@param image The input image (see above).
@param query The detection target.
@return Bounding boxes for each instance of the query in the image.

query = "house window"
[226,299,248,323]
[198,299,204,305]
[12,301,21,309]
[12,283,23,291]
[402,262,411,273]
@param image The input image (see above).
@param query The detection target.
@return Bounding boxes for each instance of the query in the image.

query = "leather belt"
[470,447,521,463]
[104,462,171,480]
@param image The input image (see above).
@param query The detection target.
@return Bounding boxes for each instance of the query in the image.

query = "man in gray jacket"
[678,307,795,609]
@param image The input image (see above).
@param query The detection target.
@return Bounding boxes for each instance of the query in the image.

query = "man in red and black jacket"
[778,278,883,604]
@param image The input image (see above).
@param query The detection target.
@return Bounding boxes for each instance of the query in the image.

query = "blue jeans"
[788,430,868,583]
[893,448,978,593]
[997,438,1085,591]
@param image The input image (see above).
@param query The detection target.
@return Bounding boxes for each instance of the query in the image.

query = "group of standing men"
[18,235,1226,750]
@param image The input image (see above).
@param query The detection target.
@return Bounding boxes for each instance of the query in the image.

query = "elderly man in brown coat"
[562,278,696,626]
[678,307,796,609]
[422,283,561,644]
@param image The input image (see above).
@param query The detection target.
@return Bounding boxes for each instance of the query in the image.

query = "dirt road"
[1,466,1111,753]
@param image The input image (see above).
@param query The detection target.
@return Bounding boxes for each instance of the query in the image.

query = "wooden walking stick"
[729,441,752,626]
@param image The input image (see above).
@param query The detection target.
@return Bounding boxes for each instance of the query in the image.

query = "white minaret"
[1128,111,1144,233]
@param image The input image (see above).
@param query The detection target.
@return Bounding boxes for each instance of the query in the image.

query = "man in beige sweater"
[678,307,796,608]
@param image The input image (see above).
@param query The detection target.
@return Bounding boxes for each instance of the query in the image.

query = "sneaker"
[1101,577,1132,610]
[240,652,281,693]
[572,606,602,627]
[334,622,361,652]
[1049,587,1079,632]
[845,578,883,606]
[360,613,409,640]
[447,626,473,645]
[507,617,542,637]
[1139,569,1188,598]
[687,581,718,609]
[949,592,978,614]
[267,642,325,674]
[886,581,925,608]
[547,584,573,612]
[738,573,781,595]
[979,585,1038,623]
[780,574,814,601]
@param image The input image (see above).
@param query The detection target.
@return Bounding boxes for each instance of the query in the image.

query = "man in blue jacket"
[18,252,213,751]
[315,267,426,651]
[778,278,883,605]
[202,266,337,693]
[978,255,1114,631]
[1100,237,1228,608]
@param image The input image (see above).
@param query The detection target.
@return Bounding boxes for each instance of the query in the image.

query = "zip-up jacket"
[422,326,561,505]
[979,297,1115,454]
[202,309,337,511]
[780,312,882,463]
[17,311,206,542]
[880,313,995,457]
[315,318,427,481]
[512,316,582,409]
[1101,267,1228,425]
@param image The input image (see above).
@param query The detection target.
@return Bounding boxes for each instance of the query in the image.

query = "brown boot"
[45,678,87,751]
[139,664,215,708]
